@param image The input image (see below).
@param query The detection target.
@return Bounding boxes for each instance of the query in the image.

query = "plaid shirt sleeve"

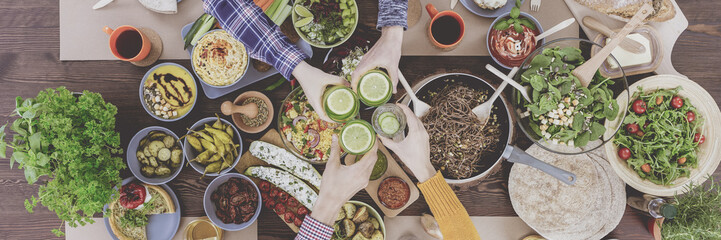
[295,215,334,240]
[203,0,308,79]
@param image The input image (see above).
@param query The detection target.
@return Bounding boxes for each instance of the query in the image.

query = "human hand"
[293,61,349,122]
[378,104,436,183]
[311,135,379,225]
[351,26,403,93]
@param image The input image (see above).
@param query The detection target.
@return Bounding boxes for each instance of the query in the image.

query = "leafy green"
[493,0,531,33]
[519,47,619,147]
[662,177,721,239]
[0,87,125,236]
[613,87,701,185]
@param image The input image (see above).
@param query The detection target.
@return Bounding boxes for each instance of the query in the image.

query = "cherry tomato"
[274,203,286,215]
[270,188,279,198]
[686,111,696,122]
[264,199,276,209]
[293,216,303,227]
[284,212,296,223]
[259,181,271,193]
[286,197,299,208]
[641,163,651,173]
[677,157,687,165]
[655,96,663,105]
[278,191,289,203]
[636,131,645,137]
[671,96,684,109]
[626,123,639,134]
[632,99,647,114]
[618,147,631,160]
[694,133,705,144]
[297,206,309,216]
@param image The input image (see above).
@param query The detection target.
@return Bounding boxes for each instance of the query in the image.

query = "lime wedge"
[380,115,400,135]
[294,17,313,27]
[295,5,313,18]
[358,70,392,107]
[340,120,375,155]
[325,87,356,117]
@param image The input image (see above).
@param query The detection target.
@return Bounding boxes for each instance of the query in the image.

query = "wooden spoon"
[583,16,646,54]
[221,101,258,119]
[572,3,653,87]
[473,67,519,124]
[398,70,432,117]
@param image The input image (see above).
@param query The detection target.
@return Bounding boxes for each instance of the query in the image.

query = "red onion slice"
[292,116,308,126]
[307,129,320,148]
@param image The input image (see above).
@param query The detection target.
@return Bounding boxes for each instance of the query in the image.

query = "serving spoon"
[486,64,531,102]
[473,67,519,124]
[573,4,653,87]
[398,70,432,118]
[534,18,576,42]
[582,16,646,54]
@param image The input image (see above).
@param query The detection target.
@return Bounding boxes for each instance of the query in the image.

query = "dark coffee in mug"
[116,30,143,59]
[431,15,461,45]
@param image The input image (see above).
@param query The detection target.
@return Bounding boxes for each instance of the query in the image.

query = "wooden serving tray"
[235,129,304,233]
[344,144,420,217]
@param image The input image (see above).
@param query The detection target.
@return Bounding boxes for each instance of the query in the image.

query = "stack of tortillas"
[509,145,626,240]
[138,0,177,14]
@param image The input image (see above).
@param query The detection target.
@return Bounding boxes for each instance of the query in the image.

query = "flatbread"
[138,0,177,14]
[108,184,176,240]
[509,145,625,240]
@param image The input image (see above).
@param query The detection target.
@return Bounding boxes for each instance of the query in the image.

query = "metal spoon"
[485,64,531,102]
[398,70,431,118]
[472,67,519,124]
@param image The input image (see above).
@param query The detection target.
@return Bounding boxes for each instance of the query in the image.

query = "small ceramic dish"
[203,173,262,231]
[460,0,525,18]
[184,117,243,177]
[592,25,663,79]
[139,62,197,122]
[127,126,184,185]
[228,91,274,134]
[190,29,250,89]
[487,11,544,69]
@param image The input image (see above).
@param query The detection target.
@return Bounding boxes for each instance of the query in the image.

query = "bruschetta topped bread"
[108,182,175,240]
[574,0,676,22]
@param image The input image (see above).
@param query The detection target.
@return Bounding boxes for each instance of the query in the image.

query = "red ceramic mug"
[103,25,151,62]
[426,3,465,51]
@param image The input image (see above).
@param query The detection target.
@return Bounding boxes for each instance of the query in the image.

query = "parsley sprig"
[662,177,721,239]
[0,87,125,236]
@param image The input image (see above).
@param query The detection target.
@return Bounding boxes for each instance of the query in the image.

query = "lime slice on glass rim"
[324,86,359,122]
[340,120,376,155]
[295,5,313,18]
[357,70,392,107]
[379,115,400,135]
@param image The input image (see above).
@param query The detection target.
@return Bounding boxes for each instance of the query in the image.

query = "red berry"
[694,133,705,144]
[626,123,639,134]
[671,96,684,109]
[686,111,695,122]
[618,147,631,160]
[632,99,647,114]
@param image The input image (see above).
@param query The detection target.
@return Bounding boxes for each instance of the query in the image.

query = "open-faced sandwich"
[107,182,176,240]
[575,0,676,22]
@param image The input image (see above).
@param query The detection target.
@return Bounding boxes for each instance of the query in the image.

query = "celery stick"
[266,0,281,17]
[273,5,293,26]
[270,0,291,24]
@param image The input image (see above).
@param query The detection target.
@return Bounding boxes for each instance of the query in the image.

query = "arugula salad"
[519,46,620,147]
[613,87,704,185]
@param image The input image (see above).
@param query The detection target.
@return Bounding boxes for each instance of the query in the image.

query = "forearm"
[377,0,408,30]
[417,171,481,240]
[203,0,307,78]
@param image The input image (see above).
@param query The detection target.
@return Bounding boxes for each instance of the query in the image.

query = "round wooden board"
[407,0,421,28]
[132,27,163,67]
[603,74,721,196]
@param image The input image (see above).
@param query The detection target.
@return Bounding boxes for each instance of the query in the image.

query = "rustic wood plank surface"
[0,0,720,239]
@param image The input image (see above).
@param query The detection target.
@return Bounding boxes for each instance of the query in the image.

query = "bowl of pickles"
[183,116,243,177]
[128,126,184,185]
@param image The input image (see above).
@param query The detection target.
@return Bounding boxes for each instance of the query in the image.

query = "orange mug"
[426,4,465,51]
[103,26,151,62]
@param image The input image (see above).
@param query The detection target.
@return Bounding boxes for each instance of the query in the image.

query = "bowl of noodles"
[407,73,511,184]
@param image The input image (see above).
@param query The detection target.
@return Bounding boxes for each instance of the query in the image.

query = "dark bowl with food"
[127,126,184,185]
[512,38,629,155]
[487,12,544,69]
[204,173,261,231]
[408,73,511,184]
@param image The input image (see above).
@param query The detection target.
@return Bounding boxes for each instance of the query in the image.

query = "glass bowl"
[277,87,346,164]
[511,38,630,155]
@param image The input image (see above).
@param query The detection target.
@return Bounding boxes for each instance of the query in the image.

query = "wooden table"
[1,0,720,239]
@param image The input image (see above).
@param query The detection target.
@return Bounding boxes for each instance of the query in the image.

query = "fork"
[530,0,541,11]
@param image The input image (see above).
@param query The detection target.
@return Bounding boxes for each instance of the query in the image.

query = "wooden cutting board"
[344,144,420,217]
[65,217,258,240]
[235,129,304,233]
[563,0,689,78]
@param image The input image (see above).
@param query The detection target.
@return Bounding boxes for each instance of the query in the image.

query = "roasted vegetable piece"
[163,135,176,148]
[342,219,356,238]
[141,166,156,176]
[148,141,165,157]
[357,221,375,238]
[149,157,159,167]
[352,232,370,240]
[187,135,203,152]
[343,203,356,219]
[171,149,183,164]
[337,208,346,221]
[158,148,171,161]
[369,218,379,229]
[155,166,171,176]
[370,230,383,240]
[352,206,369,223]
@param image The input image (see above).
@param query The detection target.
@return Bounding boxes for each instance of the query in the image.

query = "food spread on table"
[136,130,183,178]
[6,0,721,239]
[613,87,703,185]
[107,182,176,240]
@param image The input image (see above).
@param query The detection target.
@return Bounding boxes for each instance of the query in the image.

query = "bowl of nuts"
[140,62,198,122]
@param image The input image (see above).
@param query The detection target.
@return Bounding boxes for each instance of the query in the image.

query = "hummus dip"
[192,30,248,87]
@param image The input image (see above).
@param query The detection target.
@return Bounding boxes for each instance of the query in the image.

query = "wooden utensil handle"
[582,16,616,37]
[584,4,653,71]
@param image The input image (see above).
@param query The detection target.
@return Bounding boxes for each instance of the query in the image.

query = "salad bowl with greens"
[292,0,358,48]
[512,38,629,155]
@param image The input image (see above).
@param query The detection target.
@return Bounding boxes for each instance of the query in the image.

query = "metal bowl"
[127,126,184,185]
[203,173,262,231]
[184,117,243,176]
[512,38,630,155]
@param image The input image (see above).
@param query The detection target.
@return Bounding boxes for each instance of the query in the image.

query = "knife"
[451,0,458,9]
[93,0,114,10]
[582,16,646,54]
